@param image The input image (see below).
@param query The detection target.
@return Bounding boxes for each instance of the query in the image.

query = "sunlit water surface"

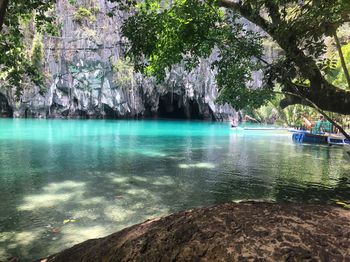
[0,119,349,260]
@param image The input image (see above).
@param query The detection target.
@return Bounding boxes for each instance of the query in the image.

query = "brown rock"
[41,202,350,262]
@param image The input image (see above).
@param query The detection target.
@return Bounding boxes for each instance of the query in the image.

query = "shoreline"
[40,202,350,262]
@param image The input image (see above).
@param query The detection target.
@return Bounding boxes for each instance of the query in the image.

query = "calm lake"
[0,119,349,260]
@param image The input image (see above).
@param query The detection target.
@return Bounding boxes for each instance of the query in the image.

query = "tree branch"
[219,0,350,116]
[276,90,350,140]
[0,0,9,31]
[219,0,272,31]
[334,31,350,89]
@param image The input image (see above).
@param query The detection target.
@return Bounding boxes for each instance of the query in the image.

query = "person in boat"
[312,115,333,134]
[322,118,333,133]
[229,116,238,128]
[312,115,324,133]
[332,118,339,134]
[242,115,259,123]
[302,115,313,130]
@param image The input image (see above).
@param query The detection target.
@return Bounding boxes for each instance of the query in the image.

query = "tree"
[119,0,350,116]
[0,0,56,96]
[0,0,9,31]
[121,0,271,110]
[329,42,350,89]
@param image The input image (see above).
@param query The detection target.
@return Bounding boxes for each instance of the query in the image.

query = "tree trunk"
[278,88,350,139]
[334,31,350,89]
[0,0,9,31]
[279,82,350,115]
[219,0,350,115]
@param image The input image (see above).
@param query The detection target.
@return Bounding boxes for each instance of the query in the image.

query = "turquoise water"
[0,119,349,260]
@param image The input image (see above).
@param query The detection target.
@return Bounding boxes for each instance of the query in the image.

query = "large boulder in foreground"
[42,202,350,262]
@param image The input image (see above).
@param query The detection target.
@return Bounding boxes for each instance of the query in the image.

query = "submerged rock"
[41,202,350,261]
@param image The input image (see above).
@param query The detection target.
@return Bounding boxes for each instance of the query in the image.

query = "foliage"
[30,34,46,92]
[121,0,272,110]
[328,43,350,89]
[119,0,350,114]
[112,58,134,90]
[68,0,77,5]
[228,0,350,92]
[0,0,57,97]
[1,0,350,115]
[248,97,350,130]
[247,100,318,127]
[31,35,44,71]
[336,201,350,209]
[73,6,99,24]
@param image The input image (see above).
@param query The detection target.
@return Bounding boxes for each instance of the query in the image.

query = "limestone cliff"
[0,0,236,120]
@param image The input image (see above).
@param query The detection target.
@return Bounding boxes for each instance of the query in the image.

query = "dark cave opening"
[188,98,201,120]
[103,104,117,119]
[0,93,13,118]
[157,92,202,120]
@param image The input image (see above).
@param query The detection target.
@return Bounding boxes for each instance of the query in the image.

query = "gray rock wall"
[0,0,236,120]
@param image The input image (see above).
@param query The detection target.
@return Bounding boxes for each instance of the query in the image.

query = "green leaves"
[123,0,221,78]
[112,58,135,89]
[73,6,99,24]
[327,43,350,90]
[122,0,271,109]
[0,0,56,97]
[335,201,350,209]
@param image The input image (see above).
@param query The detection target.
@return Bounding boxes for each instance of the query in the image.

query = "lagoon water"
[0,119,349,260]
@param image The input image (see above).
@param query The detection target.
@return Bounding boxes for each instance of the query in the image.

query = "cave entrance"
[157,92,202,120]
[0,93,13,118]
[103,104,117,119]
[188,98,201,120]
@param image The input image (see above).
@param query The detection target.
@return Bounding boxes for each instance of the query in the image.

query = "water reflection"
[0,119,349,260]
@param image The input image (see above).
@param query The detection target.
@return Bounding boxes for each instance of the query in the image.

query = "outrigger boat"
[242,127,288,131]
[327,136,350,146]
[230,126,288,131]
[292,131,350,146]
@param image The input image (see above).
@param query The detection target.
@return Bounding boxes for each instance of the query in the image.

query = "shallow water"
[0,119,349,260]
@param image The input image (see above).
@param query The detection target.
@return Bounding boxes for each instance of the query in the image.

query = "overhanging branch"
[0,0,9,31]
[276,90,350,140]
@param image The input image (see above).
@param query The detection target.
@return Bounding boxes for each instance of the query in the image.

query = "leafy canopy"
[0,0,57,96]
[327,43,350,89]
[121,0,273,109]
[120,0,350,112]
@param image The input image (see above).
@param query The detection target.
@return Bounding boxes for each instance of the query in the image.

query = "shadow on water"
[0,119,349,260]
[1,171,349,260]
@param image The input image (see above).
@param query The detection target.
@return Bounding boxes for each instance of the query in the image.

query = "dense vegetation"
[247,27,350,128]
[118,0,350,113]
[1,0,350,133]
[115,0,350,136]
[0,0,56,96]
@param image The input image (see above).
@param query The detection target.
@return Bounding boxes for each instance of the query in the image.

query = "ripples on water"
[0,119,349,260]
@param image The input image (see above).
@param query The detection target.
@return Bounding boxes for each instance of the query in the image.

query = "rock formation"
[41,202,350,262]
[0,0,236,120]
[0,92,12,117]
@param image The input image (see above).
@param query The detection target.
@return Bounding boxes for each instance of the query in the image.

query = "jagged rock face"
[0,93,12,118]
[2,0,235,120]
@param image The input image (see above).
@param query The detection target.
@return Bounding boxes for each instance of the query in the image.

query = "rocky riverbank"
[40,202,350,262]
